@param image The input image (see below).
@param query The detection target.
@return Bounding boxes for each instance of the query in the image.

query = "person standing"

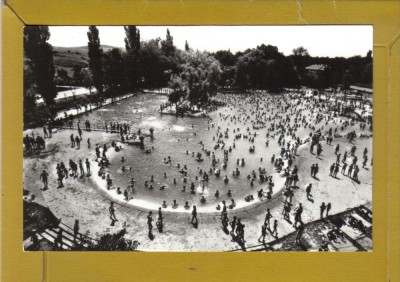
[264,208,273,228]
[53,229,63,250]
[75,136,80,149]
[147,211,153,232]
[40,170,49,189]
[85,159,91,174]
[48,124,52,138]
[70,134,75,148]
[230,216,237,235]
[43,126,48,138]
[158,207,163,222]
[73,219,80,243]
[220,201,227,219]
[326,203,332,217]
[348,164,354,178]
[57,168,64,188]
[336,153,341,165]
[191,205,197,224]
[78,126,83,140]
[353,166,359,181]
[341,163,347,174]
[109,202,118,222]
[272,220,278,237]
[320,202,326,219]
[329,163,335,176]
[79,160,84,176]
[333,164,339,178]
[314,164,319,178]
[258,224,267,243]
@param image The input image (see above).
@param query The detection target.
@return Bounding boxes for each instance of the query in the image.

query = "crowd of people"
[32,89,372,250]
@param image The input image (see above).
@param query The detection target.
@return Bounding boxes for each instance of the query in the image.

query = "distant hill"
[52,45,119,76]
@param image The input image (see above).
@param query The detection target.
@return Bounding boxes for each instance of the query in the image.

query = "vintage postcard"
[23,25,373,252]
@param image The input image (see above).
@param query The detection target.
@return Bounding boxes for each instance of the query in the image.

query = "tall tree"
[185,40,190,51]
[87,26,104,94]
[161,29,176,58]
[23,26,57,110]
[124,26,141,91]
[104,48,125,98]
[139,39,166,88]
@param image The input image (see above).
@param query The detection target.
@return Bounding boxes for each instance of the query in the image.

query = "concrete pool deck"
[23,93,373,251]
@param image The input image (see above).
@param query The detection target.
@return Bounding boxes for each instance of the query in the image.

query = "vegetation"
[24,26,57,114]
[23,26,373,125]
[86,228,139,251]
[87,26,104,95]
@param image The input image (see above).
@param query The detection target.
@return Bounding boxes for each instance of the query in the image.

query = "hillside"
[52,45,118,76]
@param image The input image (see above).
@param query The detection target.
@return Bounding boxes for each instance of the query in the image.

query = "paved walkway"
[23,94,373,251]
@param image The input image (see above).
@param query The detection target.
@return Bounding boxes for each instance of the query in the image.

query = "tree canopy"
[87,26,104,94]
[24,26,57,109]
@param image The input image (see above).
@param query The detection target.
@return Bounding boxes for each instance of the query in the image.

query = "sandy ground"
[23,95,372,251]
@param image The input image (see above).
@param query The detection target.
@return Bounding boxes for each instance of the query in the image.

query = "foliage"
[292,46,309,57]
[124,26,141,91]
[56,68,71,85]
[87,26,104,94]
[139,39,168,88]
[23,26,57,109]
[169,50,222,104]
[161,29,176,58]
[235,44,299,92]
[73,66,84,86]
[213,50,237,87]
[103,48,124,97]
[86,228,139,251]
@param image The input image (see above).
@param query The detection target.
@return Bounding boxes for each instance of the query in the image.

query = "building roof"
[305,64,327,71]
[350,85,373,93]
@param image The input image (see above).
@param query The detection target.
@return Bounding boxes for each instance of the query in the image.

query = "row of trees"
[24,25,373,121]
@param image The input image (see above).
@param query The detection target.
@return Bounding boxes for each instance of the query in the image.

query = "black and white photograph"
[23,25,373,252]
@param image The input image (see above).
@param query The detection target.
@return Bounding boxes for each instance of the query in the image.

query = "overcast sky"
[48,25,372,58]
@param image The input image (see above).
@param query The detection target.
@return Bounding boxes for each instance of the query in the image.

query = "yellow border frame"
[2,1,399,281]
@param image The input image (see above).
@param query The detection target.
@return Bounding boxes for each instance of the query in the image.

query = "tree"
[73,66,84,86]
[185,40,190,51]
[214,50,237,87]
[161,29,176,58]
[85,229,139,251]
[56,69,71,85]
[87,26,104,94]
[23,26,57,109]
[169,50,222,105]
[292,46,309,57]
[124,26,141,91]
[139,39,166,88]
[103,48,124,99]
[81,68,94,94]
[23,62,37,123]
[235,44,298,92]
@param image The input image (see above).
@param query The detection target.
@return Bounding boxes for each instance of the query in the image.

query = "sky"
[48,25,372,58]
